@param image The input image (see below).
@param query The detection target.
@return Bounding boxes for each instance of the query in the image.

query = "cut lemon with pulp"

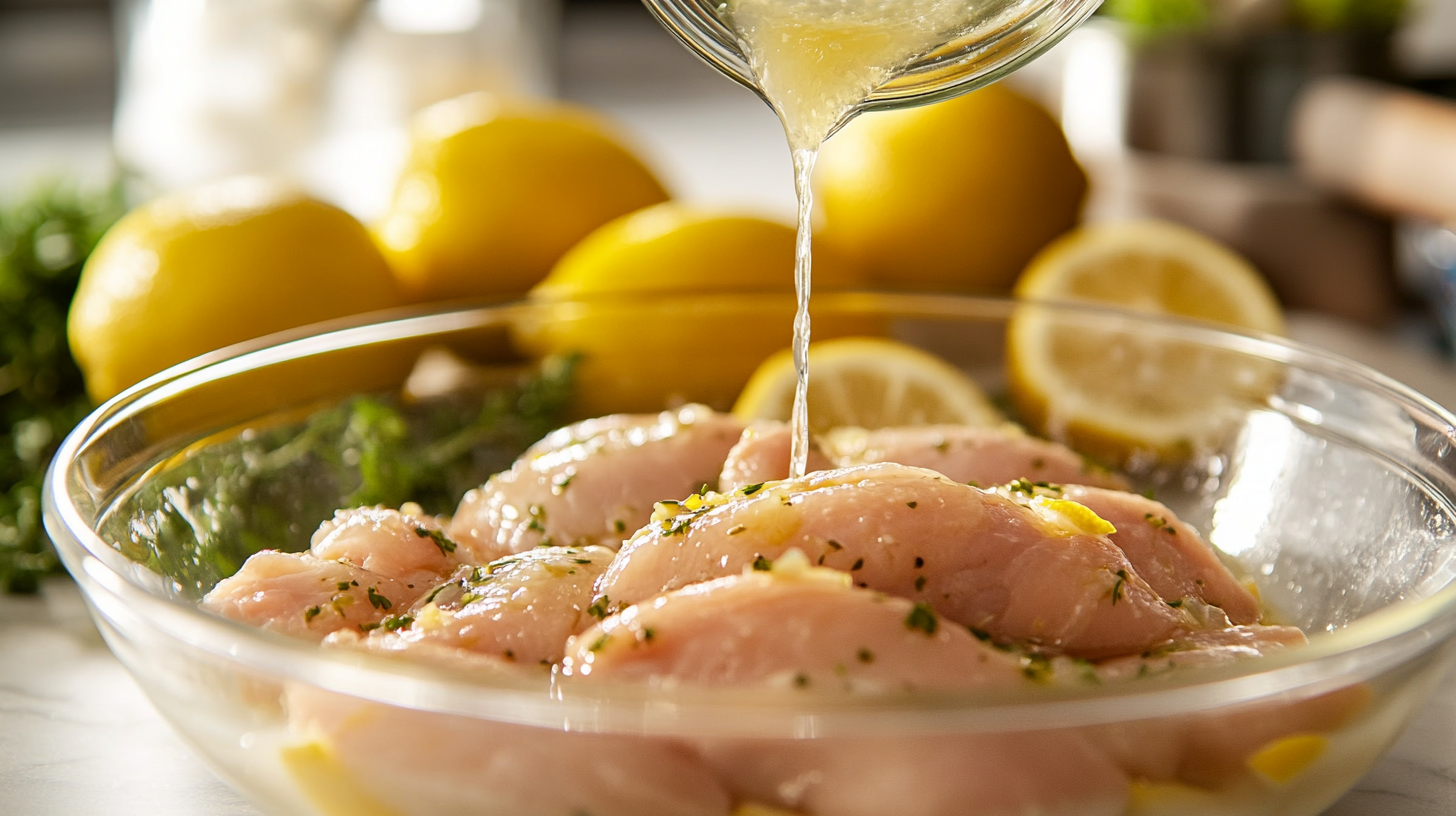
[733,337,1001,433]
[1008,219,1284,462]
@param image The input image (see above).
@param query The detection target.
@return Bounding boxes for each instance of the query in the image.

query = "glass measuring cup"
[640,0,1105,125]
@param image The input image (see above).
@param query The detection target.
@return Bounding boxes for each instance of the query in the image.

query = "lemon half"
[1008,219,1284,461]
[733,337,1001,433]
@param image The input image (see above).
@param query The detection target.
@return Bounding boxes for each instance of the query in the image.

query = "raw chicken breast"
[285,686,731,816]
[825,424,1129,489]
[1058,484,1260,624]
[1094,624,1306,683]
[311,504,462,590]
[719,423,833,491]
[202,551,415,641]
[564,554,1029,691]
[718,422,1127,491]
[598,463,1186,658]
[698,731,1128,816]
[351,546,615,666]
[449,405,744,561]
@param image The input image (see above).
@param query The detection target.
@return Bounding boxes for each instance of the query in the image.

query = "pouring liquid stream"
[722,0,994,477]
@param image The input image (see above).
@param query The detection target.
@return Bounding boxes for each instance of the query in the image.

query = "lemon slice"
[1008,219,1284,461]
[733,337,1001,432]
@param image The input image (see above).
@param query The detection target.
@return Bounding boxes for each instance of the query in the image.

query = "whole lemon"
[376,94,671,303]
[516,202,877,416]
[69,177,403,401]
[815,84,1087,292]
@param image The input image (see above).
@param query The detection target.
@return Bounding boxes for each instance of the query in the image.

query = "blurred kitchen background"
[4,0,1456,365]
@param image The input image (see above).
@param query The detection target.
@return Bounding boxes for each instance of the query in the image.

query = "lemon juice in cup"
[641,0,1103,476]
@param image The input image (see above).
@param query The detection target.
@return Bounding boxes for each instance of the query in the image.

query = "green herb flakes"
[905,602,938,635]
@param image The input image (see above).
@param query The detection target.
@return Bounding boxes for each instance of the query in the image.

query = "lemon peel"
[280,737,403,816]
[1247,733,1329,784]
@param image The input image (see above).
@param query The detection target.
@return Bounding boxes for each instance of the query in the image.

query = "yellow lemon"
[1007,218,1285,462]
[68,177,403,402]
[815,83,1087,293]
[515,202,876,417]
[733,337,1001,433]
[376,93,670,303]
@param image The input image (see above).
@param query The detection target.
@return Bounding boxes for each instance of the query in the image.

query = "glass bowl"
[43,293,1456,816]
[638,0,1103,120]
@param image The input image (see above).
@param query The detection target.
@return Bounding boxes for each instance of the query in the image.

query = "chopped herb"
[414,526,458,555]
[359,621,381,632]
[612,519,627,534]
[367,585,392,610]
[726,524,747,536]
[906,602,939,634]
[304,605,322,622]
[1140,488,1156,500]
[589,634,611,652]
[907,501,918,509]
[968,626,992,642]
[698,483,711,496]
[1143,513,1169,531]
[660,516,692,536]
[572,558,592,565]
[751,555,773,571]
[857,648,875,664]
[851,558,864,571]
[526,518,545,532]
[1167,599,1184,608]
[551,471,575,495]
[336,581,352,591]
[641,627,656,642]
[933,438,950,453]
[1022,653,1053,682]
[1110,569,1128,605]
[528,504,546,519]
[914,556,924,569]
[826,539,842,551]
[967,481,980,488]
[914,575,927,592]
[741,483,765,496]
[380,613,414,632]
[587,595,611,620]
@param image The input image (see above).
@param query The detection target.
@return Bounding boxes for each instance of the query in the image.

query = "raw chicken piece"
[284,685,732,816]
[824,424,1129,490]
[698,731,1128,816]
[598,463,1186,659]
[719,423,833,491]
[1086,625,1370,788]
[564,554,1029,691]
[310,504,462,591]
[1058,484,1261,624]
[449,405,745,561]
[1093,624,1306,683]
[202,551,415,641]
[718,422,1127,491]
[350,546,616,666]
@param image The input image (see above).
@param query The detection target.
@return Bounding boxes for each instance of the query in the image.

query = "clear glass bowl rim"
[42,293,1456,738]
